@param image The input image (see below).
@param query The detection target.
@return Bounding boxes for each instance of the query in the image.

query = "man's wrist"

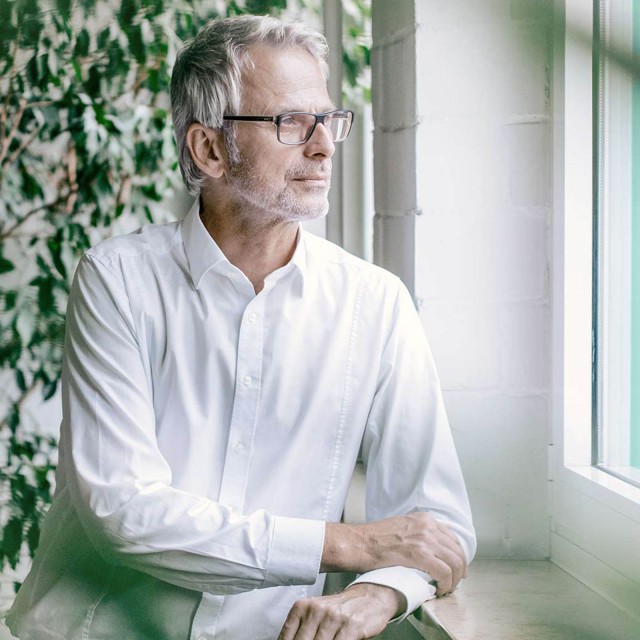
[321,522,365,573]
[344,582,406,620]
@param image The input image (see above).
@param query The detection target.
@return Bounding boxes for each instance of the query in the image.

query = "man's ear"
[185,123,227,179]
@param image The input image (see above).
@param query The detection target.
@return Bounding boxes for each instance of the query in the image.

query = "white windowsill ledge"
[407,559,640,640]
[559,465,640,523]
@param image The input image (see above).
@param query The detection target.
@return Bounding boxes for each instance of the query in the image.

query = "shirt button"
[242,375,252,386]
[248,312,258,323]
[234,442,245,453]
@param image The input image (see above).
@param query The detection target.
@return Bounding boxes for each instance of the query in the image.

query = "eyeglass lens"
[277,112,352,144]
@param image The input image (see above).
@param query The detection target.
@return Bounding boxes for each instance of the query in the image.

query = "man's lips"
[293,176,330,186]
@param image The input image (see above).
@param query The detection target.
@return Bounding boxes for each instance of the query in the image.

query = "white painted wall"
[372,0,553,559]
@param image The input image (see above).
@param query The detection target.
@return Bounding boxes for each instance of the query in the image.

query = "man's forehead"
[240,44,332,112]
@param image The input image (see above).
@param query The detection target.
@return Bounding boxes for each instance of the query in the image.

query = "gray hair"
[170,15,329,195]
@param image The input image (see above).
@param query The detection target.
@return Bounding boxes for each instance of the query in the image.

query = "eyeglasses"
[223,109,354,145]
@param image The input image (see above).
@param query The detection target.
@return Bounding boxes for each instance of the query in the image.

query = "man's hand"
[322,512,467,596]
[278,583,404,640]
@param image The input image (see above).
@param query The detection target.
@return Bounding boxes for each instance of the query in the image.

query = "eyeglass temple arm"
[222,116,276,122]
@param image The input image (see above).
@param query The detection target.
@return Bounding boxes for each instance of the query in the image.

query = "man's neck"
[199,195,299,294]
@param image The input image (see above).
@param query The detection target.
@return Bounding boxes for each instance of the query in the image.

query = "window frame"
[592,0,640,488]
[552,0,640,520]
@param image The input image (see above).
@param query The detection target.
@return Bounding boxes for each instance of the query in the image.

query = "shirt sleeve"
[60,254,325,595]
[349,279,476,621]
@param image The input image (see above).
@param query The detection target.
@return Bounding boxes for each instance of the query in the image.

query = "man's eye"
[279,115,297,127]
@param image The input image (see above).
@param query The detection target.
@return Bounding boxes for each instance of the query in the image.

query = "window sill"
[409,559,640,640]
[557,464,640,522]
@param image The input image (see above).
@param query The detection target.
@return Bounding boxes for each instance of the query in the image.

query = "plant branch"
[0,381,40,433]
[66,142,78,214]
[0,32,20,153]
[0,97,27,165]
[4,121,43,168]
[25,100,55,110]
[0,193,74,239]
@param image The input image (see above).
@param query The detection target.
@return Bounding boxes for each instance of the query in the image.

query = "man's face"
[225,45,336,224]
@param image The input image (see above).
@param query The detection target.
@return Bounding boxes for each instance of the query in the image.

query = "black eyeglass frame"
[222,109,354,145]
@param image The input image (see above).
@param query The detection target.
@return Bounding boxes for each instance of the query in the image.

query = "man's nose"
[304,120,336,158]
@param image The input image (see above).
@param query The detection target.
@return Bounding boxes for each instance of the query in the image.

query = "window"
[551,0,640,615]
[593,0,640,486]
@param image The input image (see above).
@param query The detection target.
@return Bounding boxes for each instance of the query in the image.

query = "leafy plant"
[0,0,370,588]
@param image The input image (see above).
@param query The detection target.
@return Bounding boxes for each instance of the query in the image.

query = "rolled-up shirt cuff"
[349,566,437,622]
[264,516,325,588]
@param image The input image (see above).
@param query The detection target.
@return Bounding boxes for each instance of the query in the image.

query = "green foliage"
[342,0,371,104]
[0,0,370,585]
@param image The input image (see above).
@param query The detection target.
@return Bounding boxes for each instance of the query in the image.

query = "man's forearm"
[321,522,367,573]
[321,513,468,596]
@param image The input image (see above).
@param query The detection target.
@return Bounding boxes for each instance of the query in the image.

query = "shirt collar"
[181,198,228,290]
[181,197,307,295]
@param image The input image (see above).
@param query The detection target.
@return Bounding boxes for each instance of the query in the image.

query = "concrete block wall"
[372,0,553,558]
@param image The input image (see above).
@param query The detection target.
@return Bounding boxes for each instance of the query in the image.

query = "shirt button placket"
[217,299,265,510]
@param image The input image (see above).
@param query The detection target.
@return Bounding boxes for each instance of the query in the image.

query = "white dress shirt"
[7,199,475,640]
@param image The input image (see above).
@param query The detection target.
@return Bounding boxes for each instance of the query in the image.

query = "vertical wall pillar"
[371,0,417,294]
[324,0,344,247]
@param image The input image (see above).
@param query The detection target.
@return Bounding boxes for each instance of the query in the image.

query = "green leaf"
[36,277,55,315]
[141,184,162,201]
[42,379,57,401]
[72,59,82,82]
[4,290,17,310]
[47,237,67,278]
[0,257,14,273]
[107,40,127,76]
[119,0,137,26]
[1,518,23,570]
[246,0,287,13]
[23,484,36,511]
[26,520,41,557]
[97,27,110,50]
[20,0,41,45]
[8,403,20,433]
[75,29,90,58]
[54,0,72,17]
[147,68,161,93]
[38,52,52,91]
[15,369,27,393]
[86,64,101,97]
[20,165,45,200]
[36,254,52,276]
[128,24,146,64]
[27,54,39,85]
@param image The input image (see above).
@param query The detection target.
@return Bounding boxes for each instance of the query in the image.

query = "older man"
[7,15,475,640]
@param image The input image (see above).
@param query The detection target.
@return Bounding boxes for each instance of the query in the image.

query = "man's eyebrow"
[271,104,338,114]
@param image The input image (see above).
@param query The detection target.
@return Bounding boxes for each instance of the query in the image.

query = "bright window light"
[594,0,640,485]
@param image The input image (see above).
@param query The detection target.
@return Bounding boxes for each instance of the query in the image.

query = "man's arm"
[278,516,467,640]
[61,254,325,594]
[322,514,467,596]
[280,279,475,638]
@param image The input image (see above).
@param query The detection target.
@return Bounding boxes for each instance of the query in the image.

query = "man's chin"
[284,195,330,222]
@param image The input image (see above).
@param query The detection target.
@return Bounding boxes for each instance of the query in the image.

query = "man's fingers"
[278,607,301,640]
[436,533,467,585]
[313,621,341,640]
[427,555,454,595]
[436,529,466,563]
[281,586,396,640]
[279,600,339,640]
[430,545,466,595]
